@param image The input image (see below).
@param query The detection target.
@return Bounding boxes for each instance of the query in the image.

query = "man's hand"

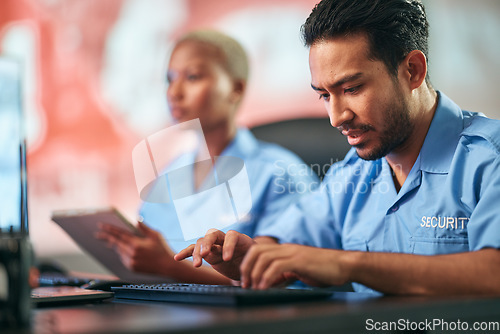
[240,243,350,289]
[240,244,500,295]
[174,230,350,288]
[174,229,255,281]
[96,221,175,275]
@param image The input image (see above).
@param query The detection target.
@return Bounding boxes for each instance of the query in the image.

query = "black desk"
[28,292,500,333]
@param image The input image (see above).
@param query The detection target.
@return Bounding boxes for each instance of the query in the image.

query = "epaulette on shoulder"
[462,115,500,154]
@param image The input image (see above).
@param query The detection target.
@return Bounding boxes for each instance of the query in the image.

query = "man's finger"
[192,238,205,267]
[249,247,280,289]
[174,245,195,261]
[240,244,279,289]
[222,230,240,261]
[257,258,292,290]
[240,245,264,288]
[200,230,225,257]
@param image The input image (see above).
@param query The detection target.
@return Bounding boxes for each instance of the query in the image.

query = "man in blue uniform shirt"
[176,0,500,295]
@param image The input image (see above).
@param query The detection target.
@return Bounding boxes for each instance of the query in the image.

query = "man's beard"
[356,93,414,161]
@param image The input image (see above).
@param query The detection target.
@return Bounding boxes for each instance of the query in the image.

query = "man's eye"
[344,85,361,94]
[318,93,330,101]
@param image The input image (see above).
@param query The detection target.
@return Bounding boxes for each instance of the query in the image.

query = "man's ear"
[230,79,246,104]
[402,50,427,90]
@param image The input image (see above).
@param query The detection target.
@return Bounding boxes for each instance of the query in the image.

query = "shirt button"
[391,205,399,212]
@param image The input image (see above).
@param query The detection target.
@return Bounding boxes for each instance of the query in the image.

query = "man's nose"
[327,98,354,129]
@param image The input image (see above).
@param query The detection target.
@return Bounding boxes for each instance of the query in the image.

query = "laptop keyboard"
[112,283,334,306]
[39,273,93,287]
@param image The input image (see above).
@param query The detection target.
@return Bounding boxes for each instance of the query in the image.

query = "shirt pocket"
[410,236,469,255]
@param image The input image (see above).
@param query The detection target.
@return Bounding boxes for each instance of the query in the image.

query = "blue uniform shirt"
[257,92,500,293]
[139,128,319,253]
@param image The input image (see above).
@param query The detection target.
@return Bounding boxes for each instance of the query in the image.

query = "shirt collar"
[168,128,258,167]
[221,128,259,158]
[419,91,464,173]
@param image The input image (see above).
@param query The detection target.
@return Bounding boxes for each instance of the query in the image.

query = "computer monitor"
[0,56,32,328]
[0,57,28,236]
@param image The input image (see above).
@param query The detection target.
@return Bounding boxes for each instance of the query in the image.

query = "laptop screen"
[0,57,28,235]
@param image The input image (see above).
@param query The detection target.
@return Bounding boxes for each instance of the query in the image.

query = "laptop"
[0,57,113,307]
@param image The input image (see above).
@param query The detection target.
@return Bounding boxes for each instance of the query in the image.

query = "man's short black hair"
[301,0,429,79]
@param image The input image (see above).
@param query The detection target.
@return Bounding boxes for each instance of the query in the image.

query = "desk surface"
[26,292,500,334]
